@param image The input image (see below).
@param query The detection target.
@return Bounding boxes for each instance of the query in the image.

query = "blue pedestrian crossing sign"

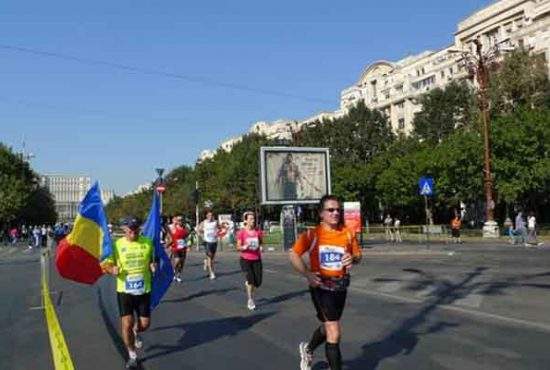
[418,176,434,196]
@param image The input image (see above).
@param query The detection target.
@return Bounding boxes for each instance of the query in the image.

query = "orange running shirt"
[451,218,462,230]
[292,225,362,278]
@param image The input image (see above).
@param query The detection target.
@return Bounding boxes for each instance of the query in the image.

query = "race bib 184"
[125,274,145,295]
[319,245,345,271]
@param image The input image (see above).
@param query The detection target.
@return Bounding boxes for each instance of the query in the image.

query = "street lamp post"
[473,39,498,237]
[448,38,507,237]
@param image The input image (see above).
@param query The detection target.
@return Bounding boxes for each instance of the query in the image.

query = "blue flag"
[142,191,173,310]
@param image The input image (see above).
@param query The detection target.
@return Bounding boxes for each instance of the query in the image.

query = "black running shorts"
[203,242,218,257]
[309,286,347,322]
[117,292,151,318]
[240,258,263,288]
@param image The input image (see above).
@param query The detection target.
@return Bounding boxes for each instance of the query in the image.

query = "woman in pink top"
[236,211,263,311]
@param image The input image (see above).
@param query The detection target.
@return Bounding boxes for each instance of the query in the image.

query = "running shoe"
[125,357,138,369]
[176,276,182,283]
[133,330,143,349]
[247,299,256,311]
[299,342,312,370]
[209,272,216,280]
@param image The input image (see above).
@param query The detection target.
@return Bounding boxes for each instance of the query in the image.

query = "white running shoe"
[133,330,143,349]
[176,276,182,283]
[209,272,216,280]
[247,299,256,311]
[125,357,138,369]
[299,342,312,370]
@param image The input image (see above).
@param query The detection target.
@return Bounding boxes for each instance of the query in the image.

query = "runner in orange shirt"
[289,195,362,370]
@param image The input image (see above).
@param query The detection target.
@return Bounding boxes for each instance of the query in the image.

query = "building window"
[449,66,454,75]
[440,71,445,79]
[398,118,405,130]
[412,75,435,90]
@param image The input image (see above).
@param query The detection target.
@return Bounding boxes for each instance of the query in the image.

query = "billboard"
[260,147,331,205]
[343,202,361,234]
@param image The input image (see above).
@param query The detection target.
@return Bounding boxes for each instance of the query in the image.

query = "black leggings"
[240,258,263,287]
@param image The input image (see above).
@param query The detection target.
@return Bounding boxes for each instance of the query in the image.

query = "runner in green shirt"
[104,216,157,369]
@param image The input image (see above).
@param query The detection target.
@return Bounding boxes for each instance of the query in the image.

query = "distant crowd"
[1,223,72,249]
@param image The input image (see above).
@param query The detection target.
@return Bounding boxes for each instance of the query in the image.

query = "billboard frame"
[259,146,331,205]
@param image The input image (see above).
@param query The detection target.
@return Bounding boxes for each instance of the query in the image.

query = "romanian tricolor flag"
[55,182,112,285]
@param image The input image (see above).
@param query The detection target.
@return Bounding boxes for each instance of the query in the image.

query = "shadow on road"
[162,287,238,304]
[347,266,550,369]
[142,312,274,362]
[257,289,309,307]
[186,269,242,282]
[345,267,486,369]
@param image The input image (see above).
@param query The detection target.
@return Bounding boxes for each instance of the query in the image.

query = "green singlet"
[106,236,154,295]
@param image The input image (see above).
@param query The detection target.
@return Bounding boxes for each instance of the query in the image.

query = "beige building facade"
[340,0,550,133]
[199,0,550,161]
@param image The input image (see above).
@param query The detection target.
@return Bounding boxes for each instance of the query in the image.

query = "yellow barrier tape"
[42,263,75,370]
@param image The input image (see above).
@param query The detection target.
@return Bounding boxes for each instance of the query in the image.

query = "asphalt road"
[2,242,550,370]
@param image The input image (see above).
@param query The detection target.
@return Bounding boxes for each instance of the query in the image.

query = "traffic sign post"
[418,177,435,242]
[155,168,165,214]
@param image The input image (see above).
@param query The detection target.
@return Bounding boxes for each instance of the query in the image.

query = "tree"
[294,101,395,165]
[18,187,57,225]
[489,48,550,115]
[195,133,276,215]
[0,144,33,224]
[412,80,476,143]
[491,108,550,213]
[162,165,196,218]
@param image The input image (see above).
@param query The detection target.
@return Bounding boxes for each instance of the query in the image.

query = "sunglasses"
[324,208,341,213]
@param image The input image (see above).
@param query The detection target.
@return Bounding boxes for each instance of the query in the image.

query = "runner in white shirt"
[198,210,219,280]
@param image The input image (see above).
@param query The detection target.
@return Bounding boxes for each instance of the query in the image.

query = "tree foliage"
[489,49,550,115]
[294,101,394,165]
[412,80,476,143]
[107,49,550,224]
[0,143,57,226]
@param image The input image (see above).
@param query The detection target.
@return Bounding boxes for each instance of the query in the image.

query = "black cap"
[121,216,141,230]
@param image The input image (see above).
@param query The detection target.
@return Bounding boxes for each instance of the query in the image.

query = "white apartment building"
[199,0,550,160]
[41,175,91,221]
[340,0,550,133]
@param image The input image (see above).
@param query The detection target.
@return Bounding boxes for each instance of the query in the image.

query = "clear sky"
[1,0,493,194]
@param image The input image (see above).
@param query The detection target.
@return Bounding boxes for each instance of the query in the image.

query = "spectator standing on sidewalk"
[515,212,527,246]
[393,217,402,243]
[383,214,393,242]
[503,217,514,244]
[527,212,538,245]
[40,225,47,247]
[451,214,462,244]
[32,226,41,249]
[9,227,18,245]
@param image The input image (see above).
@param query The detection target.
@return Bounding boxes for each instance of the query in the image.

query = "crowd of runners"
[102,194,361,369]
